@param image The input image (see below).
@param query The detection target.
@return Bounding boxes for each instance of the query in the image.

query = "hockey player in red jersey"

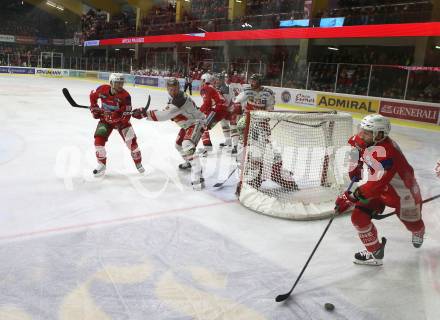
[198,73,228,156]
[89,73,144,177]
[335,114,425,266]
[131,78,206,190]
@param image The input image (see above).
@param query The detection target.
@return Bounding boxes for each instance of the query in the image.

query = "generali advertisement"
[317,94,379,114]
[379,100,439,124]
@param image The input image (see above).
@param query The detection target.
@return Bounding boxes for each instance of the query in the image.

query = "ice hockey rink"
[1,74,440,320]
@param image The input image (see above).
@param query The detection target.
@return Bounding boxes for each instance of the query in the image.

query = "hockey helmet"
[166,77,180,87]
[249,73,263,84]
[201,73,213,84]
[109,73,124,84]
[359,114,391,142]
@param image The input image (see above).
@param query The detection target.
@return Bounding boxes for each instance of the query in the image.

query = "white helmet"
[109,73,124,84]
[201,73,213,84]
[359,114,391,141]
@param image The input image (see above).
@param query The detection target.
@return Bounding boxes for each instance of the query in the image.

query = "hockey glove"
[132,108,148,119]
[348,134,368,151]
[91,106,103,119]
[335,191,357,214]
[349,162,363,182]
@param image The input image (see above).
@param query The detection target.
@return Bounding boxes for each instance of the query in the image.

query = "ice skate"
[93,163,106,177]
[412,228,424,248]
[354,237,387,266]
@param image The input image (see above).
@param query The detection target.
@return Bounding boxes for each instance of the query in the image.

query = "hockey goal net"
[238,110,353,220]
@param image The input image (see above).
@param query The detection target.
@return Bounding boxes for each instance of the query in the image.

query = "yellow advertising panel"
[317,94,379,114]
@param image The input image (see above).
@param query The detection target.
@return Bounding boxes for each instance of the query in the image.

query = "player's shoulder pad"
[262,87,274,95]
[171,91,187,108]
[242,84,252,91]
[120,88,130,96]
[97,84,110,91]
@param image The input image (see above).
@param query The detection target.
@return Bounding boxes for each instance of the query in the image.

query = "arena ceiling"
[21,0,158,15]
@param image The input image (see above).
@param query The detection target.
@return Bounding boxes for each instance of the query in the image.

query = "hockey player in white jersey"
[234,73,275,112]
[214,73,240,154]
[132,78,206,190]
[234,74,297,193]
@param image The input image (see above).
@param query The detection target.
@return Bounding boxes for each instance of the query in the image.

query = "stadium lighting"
[46,1,64,11]
[328,46,339,51]
[435,45,440,50]
[115,48,120,51]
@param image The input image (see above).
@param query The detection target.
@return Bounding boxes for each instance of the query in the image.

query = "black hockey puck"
[324,303,335,311]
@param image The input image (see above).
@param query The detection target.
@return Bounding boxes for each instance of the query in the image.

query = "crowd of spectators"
[81,9,136,40]
[246,0,304,16]
[190,0,228,20]
[323,0,433,26]
[0,44,67,67]
[81,0,435,40]
[0,1,77,38]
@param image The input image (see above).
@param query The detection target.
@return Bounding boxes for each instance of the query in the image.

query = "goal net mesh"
[238,110,353,220]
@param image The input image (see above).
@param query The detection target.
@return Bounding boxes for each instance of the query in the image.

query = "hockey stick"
[62,88,88,109]
[62,88,152,114]
[213,166,238,188]
[275,178,356,303]
[372,193,440,220]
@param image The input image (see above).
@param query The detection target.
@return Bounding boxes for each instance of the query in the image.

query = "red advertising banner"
[85,22,440,47]
[379,100,440,124]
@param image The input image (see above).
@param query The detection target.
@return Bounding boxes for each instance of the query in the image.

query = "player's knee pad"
[131,150,141,161]
[399,202,422,222]
[125,136,138,150]
[351,208,373,229]
[95,145,106,161]
[120,125,135,141]
[182,139,196,156]
[175,143,183,152]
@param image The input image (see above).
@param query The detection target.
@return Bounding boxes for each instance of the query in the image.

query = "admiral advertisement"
[271,87,316,107]
[36,68,69,77]
[317,94,379,114]
[0,66,35,74]
[379,100,439,124]
[135,76,159,87]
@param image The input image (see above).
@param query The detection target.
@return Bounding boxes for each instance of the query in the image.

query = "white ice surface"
[1,75,440,319]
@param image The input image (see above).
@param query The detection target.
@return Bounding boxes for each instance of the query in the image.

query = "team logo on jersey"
[281,90,291,103]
